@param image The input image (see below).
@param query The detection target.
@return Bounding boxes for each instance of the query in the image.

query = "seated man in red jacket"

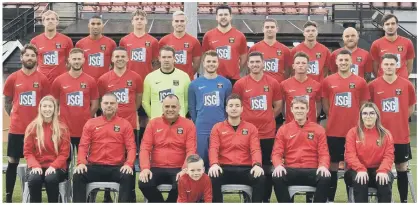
[72,93,137,202]
[177,154,212,203]
[209,93,265,202]
[271,97,331,202]
[139,94,197,202]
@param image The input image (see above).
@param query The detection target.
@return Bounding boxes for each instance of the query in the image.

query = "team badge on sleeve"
[349,83,356,89]
[177,127,183,134]
[316,53,321,59]
[308,133,314,140]
[229,38,235,43]
[242,129,248,135]
[397,45,403,52]
[127,80,133,87]
[80,83,87,89]
[306,87,312,93]
[33,82,39,88]
[395,89,402,95]
[114,125,120,132]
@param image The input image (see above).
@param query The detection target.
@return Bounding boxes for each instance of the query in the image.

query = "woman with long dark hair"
[344,102,394,202]
[23,95,70,202]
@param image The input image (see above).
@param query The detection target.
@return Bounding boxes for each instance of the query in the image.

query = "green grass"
[2,123,417,203]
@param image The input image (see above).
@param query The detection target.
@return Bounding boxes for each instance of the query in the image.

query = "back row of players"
[3,5,416,203]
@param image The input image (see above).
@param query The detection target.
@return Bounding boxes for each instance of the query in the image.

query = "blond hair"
[42,10,59,22]
[131,9,147,20]
[356,102,391,146]
[25,95,68,155]
[173,10,187,21]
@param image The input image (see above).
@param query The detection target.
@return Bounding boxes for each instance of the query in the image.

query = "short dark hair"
[90,15,102,21]
[381,14,398,26]
[381,53,398,63]
[303,21,318,29]
[216,4,232,15]
[226,93,242,105]
[159,45,175,57]
[337,49,352,57]
[248,51,264,61]
[293,51,309,62]
[20,44,38,56]
[186,154,203,164]
[111,47,128,58]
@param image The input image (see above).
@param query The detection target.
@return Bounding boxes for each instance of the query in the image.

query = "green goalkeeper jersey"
[142,68,191,119]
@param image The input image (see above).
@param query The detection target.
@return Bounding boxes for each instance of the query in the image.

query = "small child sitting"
[177,154,212,203]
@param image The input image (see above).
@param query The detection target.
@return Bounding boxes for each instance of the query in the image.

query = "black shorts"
[327,136,346,163]
[394,143,412,164]
[227,78,237,86]
[137,106,147,117]
[260,138,275,166]
[317,109,326,123]
[96,109,102,117]
[275,113,285,128]
[7,133,24,158]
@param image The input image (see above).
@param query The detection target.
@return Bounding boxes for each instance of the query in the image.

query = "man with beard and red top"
[232,52,282,202]
[281,52,321,124]
[119,9,159,150]
[322,49,370,202]
[368,53,416,203]
[209,93,265,202]
[370,14,415,79]
[72,93,136,202]
[75,15,117,80]
[271,98,330,203]
[248,18,292,84]
[159,11,202,80]
[30,10,73,85]
[51,48,99,149]
[330,27,372,81]
[139,94,196,202]
[3,44,50,203]
[290,21,331,84]
[202,4,247,85]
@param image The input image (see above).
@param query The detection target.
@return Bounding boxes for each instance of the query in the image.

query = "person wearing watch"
[271,97,331,202]
[208,93,265,202]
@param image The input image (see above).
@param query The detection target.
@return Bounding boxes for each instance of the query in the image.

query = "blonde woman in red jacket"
[344,102,394,203]
[23,95,70,203]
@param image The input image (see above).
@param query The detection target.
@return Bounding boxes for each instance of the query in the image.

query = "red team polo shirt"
[51,72,99,137]
[97,70,143,129]
[281,77,321,123]
[3,70,50,134]
[322,73,370,137]
[119,33,159,78]
[75,36,117,80]
[249,40,292,83]
[369,77,417,144]
[159,33,202,80]
[370,36,415,79]
[30,33,73,84]
[291,42,331,83]
[330,47,372,78]
[202,27,247,80]
[233,74,282,139]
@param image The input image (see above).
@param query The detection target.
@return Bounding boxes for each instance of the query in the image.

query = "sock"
[328,171,338,202]
[5,162,18,202]
[397,171,409,203]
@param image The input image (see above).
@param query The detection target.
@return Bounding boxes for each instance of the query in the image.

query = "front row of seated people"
[23,92,394,203]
